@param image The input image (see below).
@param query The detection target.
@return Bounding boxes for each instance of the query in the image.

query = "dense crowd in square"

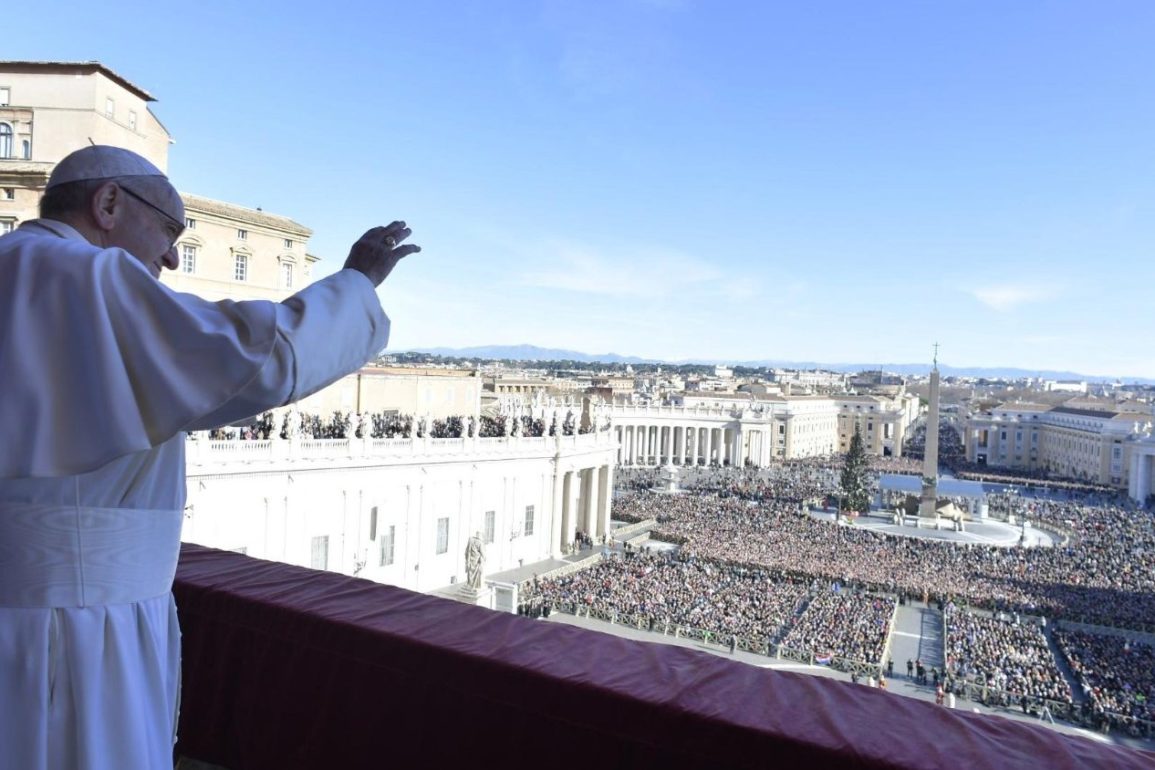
[1054,629,1155,722]
[531,459,1155,733]
[944,605,1071,705]
[528,552,811,649]
[780,591,895,665]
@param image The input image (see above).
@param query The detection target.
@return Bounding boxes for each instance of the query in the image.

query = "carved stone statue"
[512,415,523,437]
[465,532,485,590]
[285,408,302,438]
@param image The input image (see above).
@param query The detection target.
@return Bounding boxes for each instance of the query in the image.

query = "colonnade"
[554,463,613,553]
[1130,443,1155,504]
[613,423,773,468]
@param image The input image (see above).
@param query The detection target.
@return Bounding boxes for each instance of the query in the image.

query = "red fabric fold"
[174,544,1153,770]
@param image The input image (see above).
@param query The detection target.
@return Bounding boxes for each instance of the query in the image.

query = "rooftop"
[0,60,155,101]
[180,193,313,239]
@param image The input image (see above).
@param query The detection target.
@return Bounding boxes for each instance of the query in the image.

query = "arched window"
[0,123,12,159]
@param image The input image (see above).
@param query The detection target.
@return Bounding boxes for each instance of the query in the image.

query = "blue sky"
[8,1,1155,377]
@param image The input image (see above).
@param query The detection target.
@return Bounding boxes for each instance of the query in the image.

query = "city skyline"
[6,2,1155,377]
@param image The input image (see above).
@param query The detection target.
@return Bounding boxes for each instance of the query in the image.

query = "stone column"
[584,466,600,534]
[562,471,578,550]
[585,465,600,535]
[551,465,565,558]
[664,426,674,466]
[1132,450,1152,504]
[597,463,613,537]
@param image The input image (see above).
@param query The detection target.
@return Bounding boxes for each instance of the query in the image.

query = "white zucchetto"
[47,145,167,190]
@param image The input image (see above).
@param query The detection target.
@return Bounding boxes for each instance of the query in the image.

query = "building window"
[0,123,11,158]
[379,525,395,567]
[0,87,9,106]
[281,261,294,289]
[484,511,495,545]
[436,517,449,554]
[237,228,247,240]
[1,188,12,200]
[0,220,14,235]
[524,505,535,537]
[128,110,137,131]
[105,98,114,118]
[310,535,329,570]
[284,238,294,248]
[21,140,29,160]
[185,217,196,229]
[234,254,248,281]
[180,244,197,274]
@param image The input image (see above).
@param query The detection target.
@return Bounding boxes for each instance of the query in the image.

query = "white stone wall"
[182,431,617,593]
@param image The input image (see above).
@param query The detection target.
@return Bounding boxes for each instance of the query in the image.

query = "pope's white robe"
[0,220,390,770]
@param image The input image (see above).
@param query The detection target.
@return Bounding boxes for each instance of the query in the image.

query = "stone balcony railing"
[186,430,618,469]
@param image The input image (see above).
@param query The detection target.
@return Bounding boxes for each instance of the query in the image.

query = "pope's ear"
[89,181,123,232]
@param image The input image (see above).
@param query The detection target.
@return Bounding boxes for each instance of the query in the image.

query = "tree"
[840,424,871,513]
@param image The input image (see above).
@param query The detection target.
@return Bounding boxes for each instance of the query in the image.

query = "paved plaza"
[808,509,1060,548]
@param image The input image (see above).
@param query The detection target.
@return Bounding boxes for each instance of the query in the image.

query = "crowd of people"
[530,461,1155,731]
[780,591,895,666]
[617,476,1155,631]
[1054,628,1155,722]
[527,552,812,651]
[943,606,1072,706]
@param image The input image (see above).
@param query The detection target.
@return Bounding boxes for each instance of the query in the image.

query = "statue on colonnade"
[465,532,485,590]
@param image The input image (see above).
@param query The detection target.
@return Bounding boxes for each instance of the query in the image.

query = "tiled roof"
[1051,405,1119,419]
[0,61,155,101]
[180,193,312,238]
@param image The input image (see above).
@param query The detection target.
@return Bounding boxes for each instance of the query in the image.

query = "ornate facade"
[607,391,918,467]
[965,403,1153,490]
[183,428,617,593]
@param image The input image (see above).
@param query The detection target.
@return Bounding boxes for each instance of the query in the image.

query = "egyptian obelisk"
[919,345,941,518]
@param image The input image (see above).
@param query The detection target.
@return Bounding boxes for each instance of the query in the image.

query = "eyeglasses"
[118,183,185,247]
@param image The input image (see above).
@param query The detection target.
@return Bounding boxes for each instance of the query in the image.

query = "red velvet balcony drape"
[173,544,1152,770]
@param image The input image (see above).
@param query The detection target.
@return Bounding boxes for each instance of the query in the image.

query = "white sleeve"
[184,269,390,430]
[0,232,389,478]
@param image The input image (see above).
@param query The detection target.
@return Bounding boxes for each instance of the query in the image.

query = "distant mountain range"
[404,345,1154,384]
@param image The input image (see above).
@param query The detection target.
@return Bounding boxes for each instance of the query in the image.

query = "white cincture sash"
[0,503,181,607]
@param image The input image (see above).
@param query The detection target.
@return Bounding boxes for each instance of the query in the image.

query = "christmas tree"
[839,424,871,513]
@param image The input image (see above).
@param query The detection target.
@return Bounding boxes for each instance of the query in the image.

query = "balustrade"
[188,431,613,466]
